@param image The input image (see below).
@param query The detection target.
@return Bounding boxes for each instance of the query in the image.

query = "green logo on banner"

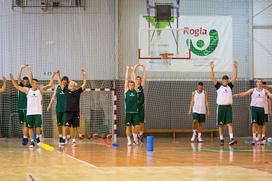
[187,29,219,56]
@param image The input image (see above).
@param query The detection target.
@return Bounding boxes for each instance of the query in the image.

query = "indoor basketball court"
[0,0,272,180]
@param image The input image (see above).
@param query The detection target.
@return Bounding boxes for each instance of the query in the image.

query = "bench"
[144,129,218,140]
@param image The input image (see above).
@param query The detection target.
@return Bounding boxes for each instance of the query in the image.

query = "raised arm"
[188,91,195,115]
[231,61,238,85]
[205,91,211,116]
[10,73,28,94]
[17,64,27,84]
[233,88,254,97]
[210,62,217,85]
[0,76,7,93]
[40,72,56,94]
[56,70,64,90]
[124,64,131,91]
[27,65,33,82]
[81,69,87,90]
[141,65,147,88]
[47,87,57,112]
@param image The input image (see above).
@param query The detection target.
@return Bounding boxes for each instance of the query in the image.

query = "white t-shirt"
[193,90,206,114]
[250,88,266,109]
[215,82,233,105]
[27,88,43,115]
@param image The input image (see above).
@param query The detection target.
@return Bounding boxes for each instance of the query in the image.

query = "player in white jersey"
[234,79,272,145]
[10,72,56,148]
[188,82,210,143]
[210,61,238,146]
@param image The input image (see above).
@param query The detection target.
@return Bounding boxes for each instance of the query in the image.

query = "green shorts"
[125,113,140,126]
[18,109,27,124]
[251,106,265,125]
[192,113,206,123]
[138,106,145,124]
[56,111,64,126]
[217,105,232,126]
[26,115,42,128]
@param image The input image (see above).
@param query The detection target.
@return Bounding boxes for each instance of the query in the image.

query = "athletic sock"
[63,136,66,140]
[31,139,34,142]
[257,134,261,141]
[133,133,138,142]
[229,133,234,140]
[127,136,131,142]
[220,135,224,140]
[262,134,265,139]
[139,131,143,136]
[23,135,28,138]
[198,133,202,138]
[193,129,197,135]
[253,133,257,141]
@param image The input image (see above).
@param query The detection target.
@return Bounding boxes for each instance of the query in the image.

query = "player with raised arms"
[10,72,56,148]
[57,69,87,146]
[210,61,238,146]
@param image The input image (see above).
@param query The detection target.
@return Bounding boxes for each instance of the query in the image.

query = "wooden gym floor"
[0,137,272,181]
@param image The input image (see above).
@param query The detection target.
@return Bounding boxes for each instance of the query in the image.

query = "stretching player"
[261,82,270,142]
[132,63,147,143]
[210,61,238,146]
[17,64,33,145]
[47,76,69,144]
[188,82,210,143]
[125,64,140,146]
[234,79,272,145]
[10,72,56,148]
[0,76,6,93]
[57,69,87,145]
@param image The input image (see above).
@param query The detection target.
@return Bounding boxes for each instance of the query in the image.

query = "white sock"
[59,134,62,138]
[257,134,261,141]
[220,135,224,140]
[133,133,138,142]
[198,133,202,138]
[193,129,197,135]
[127,136,131,142]
[229,133,234,140]
[72,138,76,143]
[262,134,265,138]
[23,135,28,138]
[253,133,257,141]
[63,136,66,139]
[139,131,143,136]
[31,139,34,142]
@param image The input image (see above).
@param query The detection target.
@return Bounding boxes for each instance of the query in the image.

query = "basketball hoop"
[160,53,174,65]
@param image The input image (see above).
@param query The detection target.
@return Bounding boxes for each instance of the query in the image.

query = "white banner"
[139,16,233,72]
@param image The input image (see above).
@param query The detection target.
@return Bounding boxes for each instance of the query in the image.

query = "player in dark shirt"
[57,69,87,145]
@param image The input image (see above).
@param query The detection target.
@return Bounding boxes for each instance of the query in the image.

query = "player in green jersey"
[132,64,147,143]
[47,76,70,144]
[17,64,33,145]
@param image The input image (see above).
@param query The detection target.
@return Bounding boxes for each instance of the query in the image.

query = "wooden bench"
[144,129,218,140]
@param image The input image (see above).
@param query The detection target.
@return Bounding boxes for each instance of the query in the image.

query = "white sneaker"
[197,137,204,143]
[127,140,132,146]
[72,139,77,146]
[191,134,197,142]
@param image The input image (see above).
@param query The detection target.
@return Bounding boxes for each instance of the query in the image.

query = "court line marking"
[57,150,97,169]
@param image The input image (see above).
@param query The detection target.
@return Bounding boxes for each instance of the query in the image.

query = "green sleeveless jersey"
[56,86,65,112]
[137,85,145,106]
[125,89,138,113]
[18,83,31,110]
